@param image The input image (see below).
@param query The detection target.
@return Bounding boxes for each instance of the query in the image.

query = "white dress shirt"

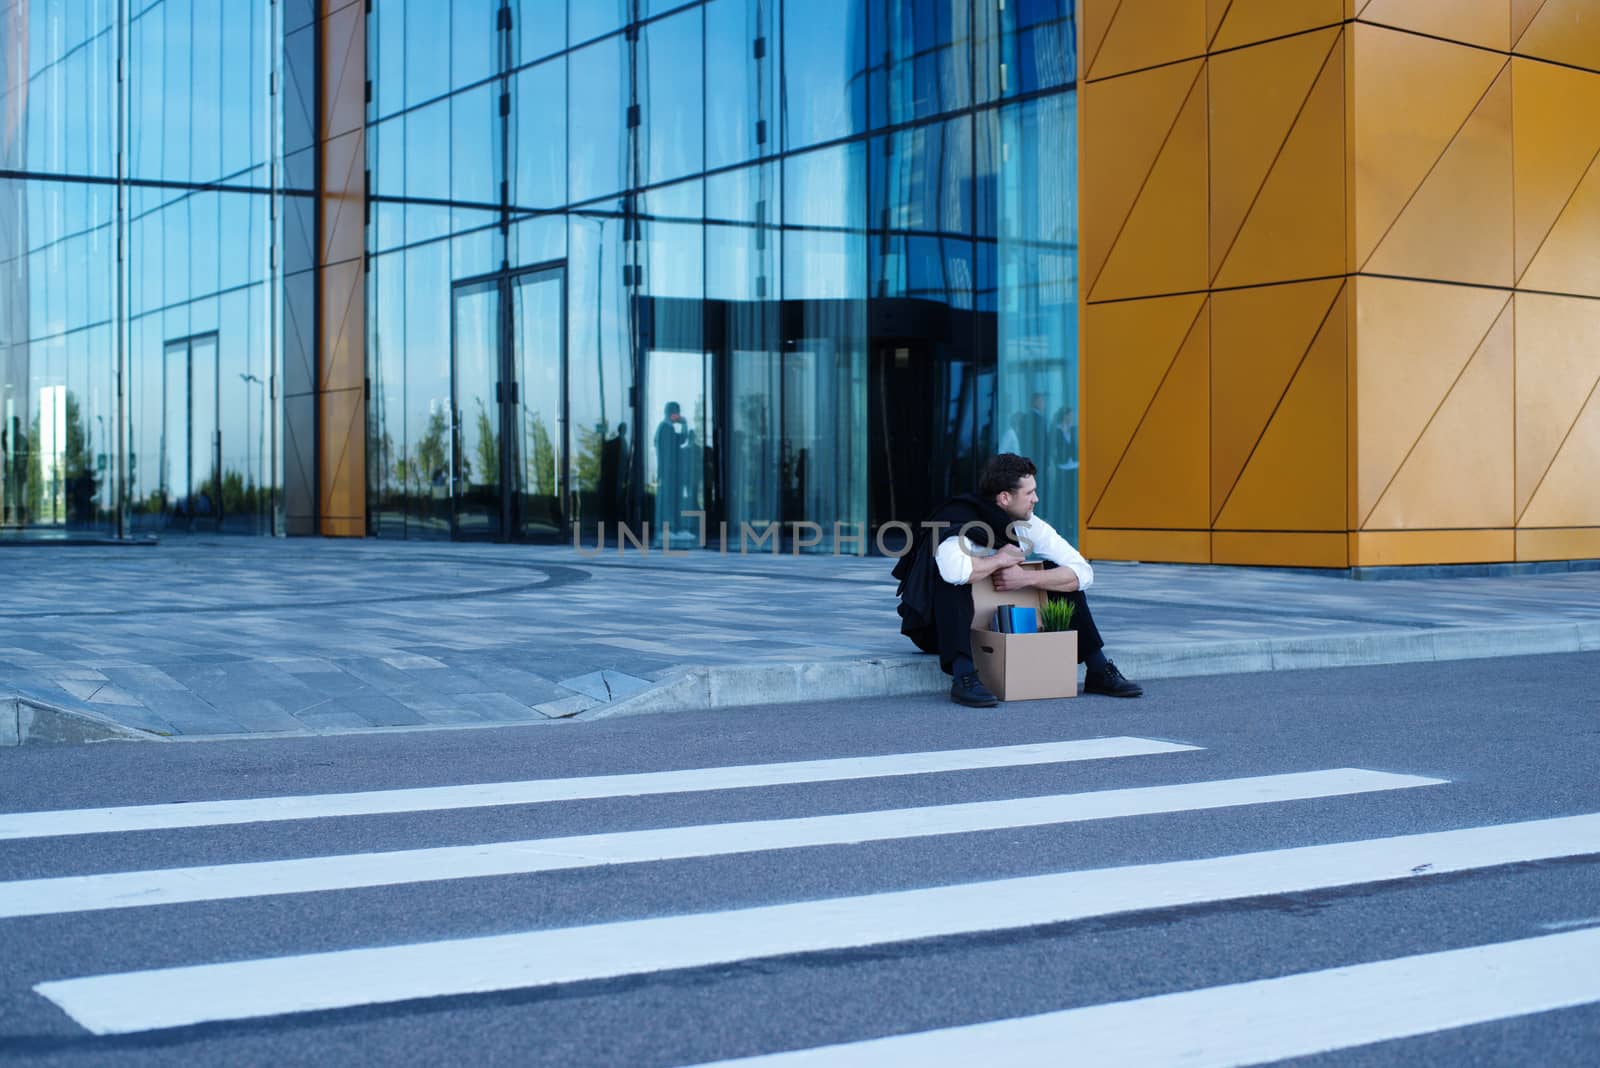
[933,512,1094,590]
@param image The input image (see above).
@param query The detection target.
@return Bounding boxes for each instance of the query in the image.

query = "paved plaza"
[2,538,1599,741]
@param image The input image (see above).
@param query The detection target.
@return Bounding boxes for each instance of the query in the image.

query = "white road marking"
[35,812,1600,1035]
[0,769,1437,918]
[0,737,1198,841]
[691,928,1600,1066]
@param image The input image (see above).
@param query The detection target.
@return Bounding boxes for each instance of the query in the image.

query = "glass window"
[642,9,703,187]
[515,0,566,64]
[779,146,868,542]
[372,0,407,120]
[514,58,567,210]
[509,214,567,267]
[705,0,778,171]
[869,0,972,127]
[404,0,451,108]
[566,212,632,533]
[370,118,406,253]
[870,116,973,305]
[159,0,194,183]
[640,184,707,544]
[570,0,628,46]
[567,33,628,205]
[452,83,499,213]
[706,163,780,302]
[781,0,866,150]
[995,93,1077,534]
[783,141,867,282]
[640,180,704,302]
[403,242,453,537]
[369,252,408,536]
[219,0,262,180]
[976,0,1076,102]
[452,0,497,90]
[190,1,224,184]
[405,98,452,244]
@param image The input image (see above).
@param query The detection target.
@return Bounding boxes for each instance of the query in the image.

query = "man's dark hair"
[979,453,1036,499]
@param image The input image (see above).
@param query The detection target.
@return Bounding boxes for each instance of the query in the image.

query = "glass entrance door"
[449,266,567,540]
[509,268,566,538]
[450,280,503,537]
[161,333,221,531]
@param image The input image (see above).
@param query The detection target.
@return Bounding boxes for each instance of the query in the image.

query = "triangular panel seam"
[1087,62,1207,299]
[1360,60,1510,272]
[1210,28,1342,285]
[1361,295,1512,528]
[1211,281,1345,524]
[1516,139,1600,288]
[1086,297,1209,526]
[1516,360,1600,526]
[1086,0,1131,80]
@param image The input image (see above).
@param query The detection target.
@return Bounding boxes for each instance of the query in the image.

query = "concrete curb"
[580,621,1600,719]
[2,695,166,746]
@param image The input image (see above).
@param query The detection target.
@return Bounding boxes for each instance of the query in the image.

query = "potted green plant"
[1039,597,1076,633]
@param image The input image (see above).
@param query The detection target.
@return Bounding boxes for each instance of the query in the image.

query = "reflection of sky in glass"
[782,0,866,150]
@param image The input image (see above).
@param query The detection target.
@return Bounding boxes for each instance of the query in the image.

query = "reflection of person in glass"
[997,392,1049,461]
[654,401,696,538]
[892,453,1144,706]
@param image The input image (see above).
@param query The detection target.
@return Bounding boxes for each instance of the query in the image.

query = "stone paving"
[2,537,1599,739]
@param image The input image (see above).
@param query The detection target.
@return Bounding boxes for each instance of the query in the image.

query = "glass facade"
[0,0,1077,547]
[0,0,295,537]
[367,0,1079,547]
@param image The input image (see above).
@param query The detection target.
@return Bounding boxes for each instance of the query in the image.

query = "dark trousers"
[932,578,1106,675]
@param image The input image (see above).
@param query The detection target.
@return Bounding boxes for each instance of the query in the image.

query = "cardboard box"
[969,561,1078,701]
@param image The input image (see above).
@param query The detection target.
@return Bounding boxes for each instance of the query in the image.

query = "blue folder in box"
[993,605,1038,634]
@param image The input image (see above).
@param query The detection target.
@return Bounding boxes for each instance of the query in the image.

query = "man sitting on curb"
[893,453,1144,707]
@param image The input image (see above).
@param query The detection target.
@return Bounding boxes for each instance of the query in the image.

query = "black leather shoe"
[1084,660,1143,698]
[951,671,999,707]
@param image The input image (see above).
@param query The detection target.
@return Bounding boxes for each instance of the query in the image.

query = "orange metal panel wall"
[317,0,367,537]
[1079,0,1600,567]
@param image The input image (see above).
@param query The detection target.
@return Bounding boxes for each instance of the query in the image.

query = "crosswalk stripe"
[35,812,1600,1035]
[0,769,1438,919]
[0,737,1197,841]
[690,928,1600,1066]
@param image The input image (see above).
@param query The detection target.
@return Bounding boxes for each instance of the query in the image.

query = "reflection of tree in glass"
[412,407,449,498]
[373,428,398,493]
[524,410,556,496]
[472,399,497,486]
[573,421,603,495]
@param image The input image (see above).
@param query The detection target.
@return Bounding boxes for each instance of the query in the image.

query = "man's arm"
[991,562,1079,593]
[1012,514,1094,590]
[934,536,1025,585]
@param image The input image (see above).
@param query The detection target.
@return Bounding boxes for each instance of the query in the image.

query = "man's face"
[997,475,1038,522]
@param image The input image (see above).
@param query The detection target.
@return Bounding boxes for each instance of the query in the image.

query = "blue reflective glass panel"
[452,0,497,90]
[514,58,567,210]
[781,0,866,150]
[570,0,628,46]
[705,0,778,171]
[642,10,704,187]
[869,0,971,127]
[515,0,566,63]
[568,33,627,204]
[404,0,451,108]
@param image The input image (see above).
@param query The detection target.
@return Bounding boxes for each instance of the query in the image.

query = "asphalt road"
[1,652,1598,1066]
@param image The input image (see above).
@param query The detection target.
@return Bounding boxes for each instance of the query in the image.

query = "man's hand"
[992,544,1026,568]
[991,564,1035,592]
[965,543,1027,584]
